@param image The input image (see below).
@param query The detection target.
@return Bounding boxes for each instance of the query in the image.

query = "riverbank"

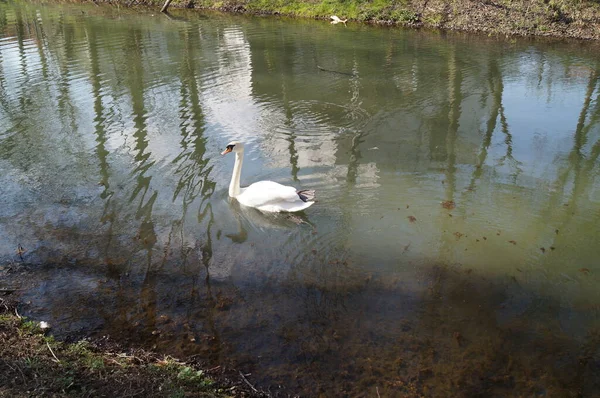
[111,0,600,40]
[0,295,266,397]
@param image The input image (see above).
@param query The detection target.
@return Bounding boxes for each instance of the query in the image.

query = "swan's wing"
[238,180,302,208]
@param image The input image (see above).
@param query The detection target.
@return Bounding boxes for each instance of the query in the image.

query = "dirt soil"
[122,0,600,40]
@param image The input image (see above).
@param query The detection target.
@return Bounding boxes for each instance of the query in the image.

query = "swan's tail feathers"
[297,189,316,203]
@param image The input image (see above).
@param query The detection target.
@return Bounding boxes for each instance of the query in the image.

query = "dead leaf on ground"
[441,201,455,210]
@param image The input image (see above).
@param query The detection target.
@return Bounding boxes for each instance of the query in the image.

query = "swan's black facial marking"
[221,144,235,155]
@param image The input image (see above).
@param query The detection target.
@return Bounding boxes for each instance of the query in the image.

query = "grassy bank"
[126,0,600,40]
[0,297,264,397]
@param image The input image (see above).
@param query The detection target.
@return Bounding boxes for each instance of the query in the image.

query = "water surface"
[1,2,600,395]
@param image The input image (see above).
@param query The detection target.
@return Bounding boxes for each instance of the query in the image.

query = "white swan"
[221,141,316,213]
[330,15,348,24]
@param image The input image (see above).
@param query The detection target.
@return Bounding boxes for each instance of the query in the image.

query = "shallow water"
[1,1,600,395]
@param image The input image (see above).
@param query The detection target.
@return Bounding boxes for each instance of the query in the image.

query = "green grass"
[151,0,600,39]
[0,314,230,397]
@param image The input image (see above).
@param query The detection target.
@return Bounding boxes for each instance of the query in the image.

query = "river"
[1,2,600,395]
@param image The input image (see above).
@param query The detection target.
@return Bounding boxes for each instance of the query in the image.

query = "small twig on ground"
[46,341,61,363]
[239,371,258,393]
[5,361,26,385]
[207,365,221,372]
[376,386,381,398]
[14,307,21,319]
[121,388,145,398]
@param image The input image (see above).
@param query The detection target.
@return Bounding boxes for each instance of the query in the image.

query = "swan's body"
[222,142,315,213]
[330,15,347,24]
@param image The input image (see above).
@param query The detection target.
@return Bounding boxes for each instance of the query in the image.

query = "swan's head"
[221,141,244,155]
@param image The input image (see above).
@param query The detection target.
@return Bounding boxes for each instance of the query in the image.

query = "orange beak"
[221,147,232,155]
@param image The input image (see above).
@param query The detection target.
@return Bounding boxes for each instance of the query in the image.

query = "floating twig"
[239,371,258,393]
[317,65,355,76]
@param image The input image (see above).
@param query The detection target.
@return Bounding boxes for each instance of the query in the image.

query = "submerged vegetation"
[124,0,600,39]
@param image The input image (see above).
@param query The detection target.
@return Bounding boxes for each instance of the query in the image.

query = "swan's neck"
[229,151,243,197]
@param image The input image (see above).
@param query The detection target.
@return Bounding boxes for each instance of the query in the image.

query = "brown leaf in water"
[550,246,556,251]
[555,229,559,234]
[540,247,546,253]
[579,268,590,274]
[453,332,463,346]
[406,205,410,209]
[441,201,456,210]
[408,216,417,223]
[508,240,517,245]
[483,236,487,240]
[454,232,463,239]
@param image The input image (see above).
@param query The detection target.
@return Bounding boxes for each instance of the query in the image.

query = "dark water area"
[1,2,600,396]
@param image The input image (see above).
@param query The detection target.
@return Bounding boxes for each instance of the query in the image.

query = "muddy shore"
[87,0,600,40]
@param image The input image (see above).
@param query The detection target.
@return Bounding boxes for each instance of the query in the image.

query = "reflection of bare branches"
[572,70,600,163]
[170,24,217,285]
[347,59,364,122]
[495,102,523,179]
[444,47,460,203]
[85,25,121,273]
[467,59,502,191]
[539,67,600,230]
[346,132,364,186]
[281,80,300,181]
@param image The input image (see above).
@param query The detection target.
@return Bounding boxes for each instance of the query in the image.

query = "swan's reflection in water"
[224,198,315,244]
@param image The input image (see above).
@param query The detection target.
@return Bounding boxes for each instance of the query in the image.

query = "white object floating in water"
[368,147,379,150]
[330,15,348,24]
[39,321,50,330]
